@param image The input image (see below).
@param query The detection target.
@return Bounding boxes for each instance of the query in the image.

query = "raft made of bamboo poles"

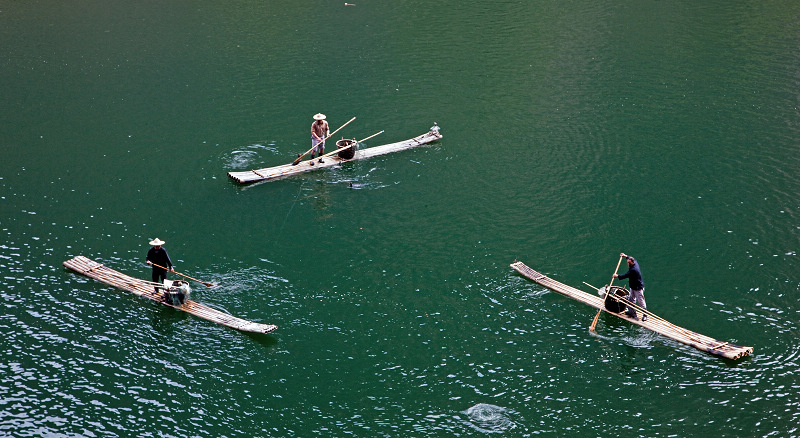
[510,261,753,360]
[227,128,443,185]
[63,256,277,334]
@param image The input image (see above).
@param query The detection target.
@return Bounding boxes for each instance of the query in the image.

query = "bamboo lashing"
[82,263,104,274]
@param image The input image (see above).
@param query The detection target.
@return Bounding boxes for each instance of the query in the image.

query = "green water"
[2,1,799,436]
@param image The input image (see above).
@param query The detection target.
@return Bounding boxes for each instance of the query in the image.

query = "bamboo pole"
[582,276,718,346]
[292,117,356,165]
[614,296,712,343]
[590,255,624,332]
[149,262,215,287]
[269,130,386,179]
[315,130,384,160]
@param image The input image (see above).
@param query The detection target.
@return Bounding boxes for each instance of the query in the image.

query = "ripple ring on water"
[463,403,515,433]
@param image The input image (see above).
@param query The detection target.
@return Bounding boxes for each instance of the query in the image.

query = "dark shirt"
[618,261,644,291]
[146,247,173,271]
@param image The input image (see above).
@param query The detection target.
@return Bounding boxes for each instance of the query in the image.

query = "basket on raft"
[336,138,358,160]
[603,286,629,313]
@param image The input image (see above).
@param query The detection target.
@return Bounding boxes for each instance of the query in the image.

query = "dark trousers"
[152,268,168,291]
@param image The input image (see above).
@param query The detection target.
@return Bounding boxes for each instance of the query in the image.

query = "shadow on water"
[149,305,279,348]
[243,331,280,348]
[149,306,191,335]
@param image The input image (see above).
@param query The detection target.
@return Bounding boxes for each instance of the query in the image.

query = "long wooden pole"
[612,294,707,341]
[292,117,356,165]
[315,130,384,160]
[149,262,215,287]
[590,254,624,332]
[269,131,384,180]
[582,275,712,344]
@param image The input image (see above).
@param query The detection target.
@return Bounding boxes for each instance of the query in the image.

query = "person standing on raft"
[310,113,330,163]
[612,252,647,321]
[146,238,175,290]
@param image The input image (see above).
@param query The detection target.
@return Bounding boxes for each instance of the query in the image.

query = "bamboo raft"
[227,127,443,184]
[510,261,753,360]
[63,256,277,334]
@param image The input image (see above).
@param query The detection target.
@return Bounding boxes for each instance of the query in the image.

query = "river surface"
[2,1,799,436]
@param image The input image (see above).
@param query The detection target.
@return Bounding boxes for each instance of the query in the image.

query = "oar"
[590,254,624,332]
[149,262,215,287]
[355,130,384,145]
[315,130,384,160]
[292,116,356,165]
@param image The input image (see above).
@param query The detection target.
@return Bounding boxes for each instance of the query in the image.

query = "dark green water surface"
[2,1,799,436]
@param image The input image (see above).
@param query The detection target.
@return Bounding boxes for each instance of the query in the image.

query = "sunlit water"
[2,0,799,436]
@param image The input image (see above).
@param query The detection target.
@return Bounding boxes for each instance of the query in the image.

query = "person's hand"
[147,260,152,265]
[620,252,627,258]
[612,273,618,279]
[170,267,176,273]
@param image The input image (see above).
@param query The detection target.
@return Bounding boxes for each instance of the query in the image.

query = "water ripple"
[221,142,282,169]
[461,403,519,434]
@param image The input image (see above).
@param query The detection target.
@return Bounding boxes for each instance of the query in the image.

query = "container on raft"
[160,279,191,306]
[599,285,628,313]
[336,138,358,159]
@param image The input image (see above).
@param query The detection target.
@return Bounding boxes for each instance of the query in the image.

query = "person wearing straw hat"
[146,238,175,289]
[612,253,647,321]
[310,113,330,162]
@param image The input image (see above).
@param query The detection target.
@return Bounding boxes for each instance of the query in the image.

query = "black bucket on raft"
[336,138,358,159]
[603,286,628,313]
